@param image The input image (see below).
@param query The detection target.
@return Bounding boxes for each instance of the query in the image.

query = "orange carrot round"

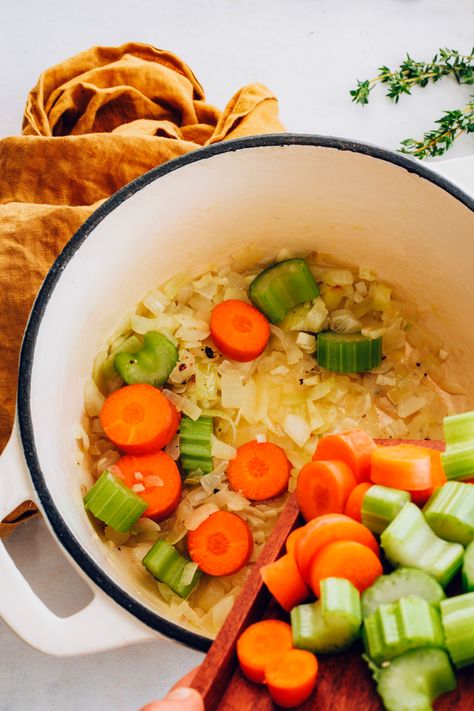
[313,428,376,482]
[236,619,293,684]
[187,510,253,576]
[286,527,307,556]
[309,539,383,596]
[294,513,379,584]
[370,444,435,490]
[228,440,290,501]
[344,482,372,522]
[116,451,182,521]
[408,450,447,505]
[100,383,175,454]
[261,553,310,612]
[265,649,318,708]
[296,460,357,522]
[210,299,270,362]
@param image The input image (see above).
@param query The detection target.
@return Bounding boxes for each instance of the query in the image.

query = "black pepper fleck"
[178,363,186,372]
[299,378,304,385]
[416,362,421,367]
[205,346,215,358]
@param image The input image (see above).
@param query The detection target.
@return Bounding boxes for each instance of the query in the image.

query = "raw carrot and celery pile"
[78,251,471,706]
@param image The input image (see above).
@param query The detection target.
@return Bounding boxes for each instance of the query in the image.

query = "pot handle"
[0,423,157,656]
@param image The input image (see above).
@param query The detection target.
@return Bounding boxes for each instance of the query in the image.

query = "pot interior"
[25,139,474,640]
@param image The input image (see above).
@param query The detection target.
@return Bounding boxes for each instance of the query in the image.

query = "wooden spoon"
[191,438,471,710]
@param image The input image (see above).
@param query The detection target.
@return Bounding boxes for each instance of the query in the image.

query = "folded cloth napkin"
[0,42,284,536]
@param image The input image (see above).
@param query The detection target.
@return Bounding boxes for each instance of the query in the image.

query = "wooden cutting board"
[191,439,473,710]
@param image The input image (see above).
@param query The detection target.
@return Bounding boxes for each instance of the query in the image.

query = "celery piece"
[371,648,456,711]
[142,540,202,598]
[115,331,178,388]
[84,471,147,532]
[440,591,474,668]
[361,567,445,619]
[441,410,474,481]
[316,331,382,373]
[291,577,361,653]
[423,481,474,545]
[362,485,411,535]
[180,415,213,475]
[249,258,319,324]
[381,503,463,587]
[102,334,143,380]
[462,541,474,592]
[363,595,444,665]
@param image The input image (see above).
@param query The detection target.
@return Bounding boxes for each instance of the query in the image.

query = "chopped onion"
[131,313,179,335]
[397,395,426,418]
[164,433,180,461]
[211,436,237,460]
[283,414,311,447]
[329,309,362,335]
[143,289,170,315]
[184,503,219,530]
[144,475,164,487]
[131,483,145,493]
[296,332,316,351]
[84,379,105,417]
[163,389,202,420]
[179,561,200,587]
[255,433,267,443]
[221,370,243,409]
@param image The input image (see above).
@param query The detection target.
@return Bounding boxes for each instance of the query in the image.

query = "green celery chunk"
[316,331,382,373]
[114,330,178,388]
[462,541,474,592]
[363,595,444,665]
[102,334,143,381]
[249,258,319,324]
[441,410,474,481]
[142,540,202,598]
[441,591,474,668]
[84,471,147,532]
[180,415,213,475]
[362,485,411,535]
[291,577,361,653]
[423,481,474,545]
[371,648,456,711]
[381,503,463,588]
[361,568,445,619]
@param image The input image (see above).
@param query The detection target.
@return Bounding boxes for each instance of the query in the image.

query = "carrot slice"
[100,383,175,454]
[296,460,357,522]
[294,513,379,585]
[408,450,447,505]
[286,527,307,556]
[265,649,318,708]
[370,444,435,490]
[228,440,290,501]
[344,482,372,522]
[236,619,293,684]
[210,299,270,362]
[261,553,310,612]
[309,539,383,596]
[116,451,182,521]
[313,428,376,482]
[187,510,253,576]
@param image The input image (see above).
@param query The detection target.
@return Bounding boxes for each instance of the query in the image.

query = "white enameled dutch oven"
[1,135,473,657]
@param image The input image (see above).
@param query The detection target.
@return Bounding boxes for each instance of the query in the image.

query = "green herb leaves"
[351,47,474,159]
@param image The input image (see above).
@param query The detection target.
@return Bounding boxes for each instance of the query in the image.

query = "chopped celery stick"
[441,410,474,481]
[102,334,143,380]
[84,471,147,532]
[249,258,319,324]
[423,481,474,545]
[381,503,463,587]
[363,595,444,665]
[115,331,178,388]
[361,568,445,619]
[440,592,474,668]
[142,540,202,598]
[291,577,361,653]
[371,648,456,711]
[462,541,474,592]
[362,485,411,535]
[316,331,382,373]
[180,415,213,475]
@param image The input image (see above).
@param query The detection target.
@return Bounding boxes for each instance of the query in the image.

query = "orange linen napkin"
[0,42,284,536]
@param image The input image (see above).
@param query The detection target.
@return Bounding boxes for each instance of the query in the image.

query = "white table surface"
[0,2,473,710]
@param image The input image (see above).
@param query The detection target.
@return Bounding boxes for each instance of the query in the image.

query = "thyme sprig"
[351,48,473,105]
[350,48,474,159]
